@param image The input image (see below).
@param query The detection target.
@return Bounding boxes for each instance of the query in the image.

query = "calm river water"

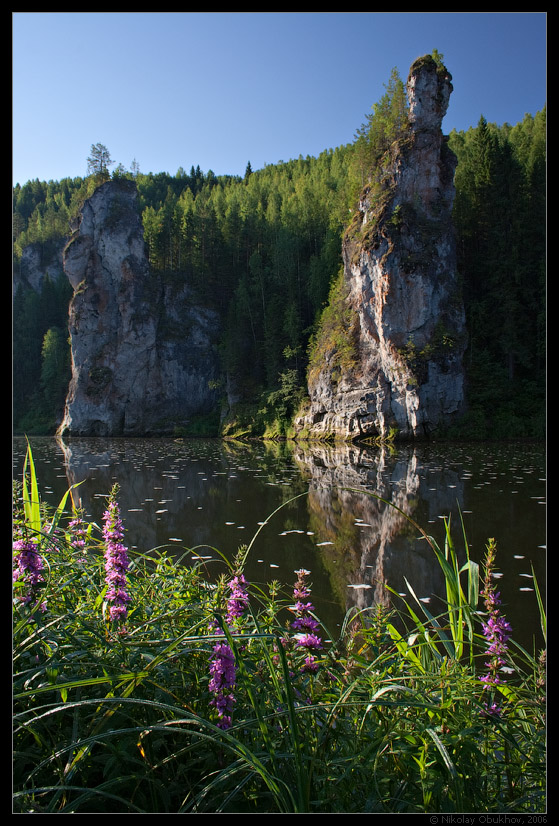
[13,436,546,652]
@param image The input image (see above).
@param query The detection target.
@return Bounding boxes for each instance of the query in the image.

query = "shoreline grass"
[13,444,546,813]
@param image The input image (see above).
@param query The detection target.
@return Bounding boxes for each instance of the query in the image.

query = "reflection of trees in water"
[56,438,226,551]
[293,443,463,617]
[56,437,311,559]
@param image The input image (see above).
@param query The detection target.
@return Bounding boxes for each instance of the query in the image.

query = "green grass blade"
[531,565,546,644]
[22,441,41,535]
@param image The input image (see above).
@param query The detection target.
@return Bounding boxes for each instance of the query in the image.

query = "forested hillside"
[448,110,546,438]
[12,76,545,439]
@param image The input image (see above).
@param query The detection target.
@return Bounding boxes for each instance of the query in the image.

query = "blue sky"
[12,11,546,186]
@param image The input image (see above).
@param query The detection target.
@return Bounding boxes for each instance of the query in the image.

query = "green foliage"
[448,110,546,438]
[13,274,73,433]
[306,269,359,387]
[87,142,114,180]
[13,449,546,813]
[351,66,408,194]
[40,326,71,416]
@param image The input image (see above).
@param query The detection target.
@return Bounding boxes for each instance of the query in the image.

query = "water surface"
[13,437,546,651]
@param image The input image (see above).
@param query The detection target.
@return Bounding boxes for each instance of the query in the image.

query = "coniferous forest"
[12,71,546,440]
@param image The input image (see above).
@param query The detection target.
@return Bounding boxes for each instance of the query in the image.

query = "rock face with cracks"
[57,178,220,437]
[296,55,466,441]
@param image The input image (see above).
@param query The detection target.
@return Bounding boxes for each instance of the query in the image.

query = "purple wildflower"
[479,539,512,715]
[13,536,46,609]
[294,632,323,650]
[480,701,503,719]
[208,570,249,729]
[208,642,237,729]
[302,655,320,674]
[102,485,131,626]
[290,569,322,671]
[226,573,249,625]
[68,512,88,561]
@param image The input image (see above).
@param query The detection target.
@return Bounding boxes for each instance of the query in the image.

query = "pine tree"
[40,326,70,416]
[87,143,114,179]
[352,67,408,188]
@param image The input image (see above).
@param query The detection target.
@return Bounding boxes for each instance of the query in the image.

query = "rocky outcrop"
[57,178,221,437]
[296,55,466,441]
[13,238,67,295]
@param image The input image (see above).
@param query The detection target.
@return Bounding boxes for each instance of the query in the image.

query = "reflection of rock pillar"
[295,444,421,613]
[295,442,460,616]
[56,437,114,516]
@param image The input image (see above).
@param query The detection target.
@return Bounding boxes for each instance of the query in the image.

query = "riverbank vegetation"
[13,65,545,440]
[13,444,546,813]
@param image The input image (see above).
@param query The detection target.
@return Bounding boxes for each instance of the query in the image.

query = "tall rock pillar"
[297,55,466,440]
[57,179,221,437]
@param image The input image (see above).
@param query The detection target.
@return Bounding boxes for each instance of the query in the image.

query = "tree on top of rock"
[87,143,114,181]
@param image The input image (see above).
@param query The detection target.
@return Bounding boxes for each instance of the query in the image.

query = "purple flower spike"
[207,569,250,729]
[226,573,249,625]
[13,537,46,609]
[209,642,237,729]
[290,569,322,671]
[479,539,512,717]
[68,513,88,561]
[102,485,130,628]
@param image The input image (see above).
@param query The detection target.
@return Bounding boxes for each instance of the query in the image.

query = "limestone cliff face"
[14,239,67,295]
[297,55,466,440]
[57,179,220,437]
